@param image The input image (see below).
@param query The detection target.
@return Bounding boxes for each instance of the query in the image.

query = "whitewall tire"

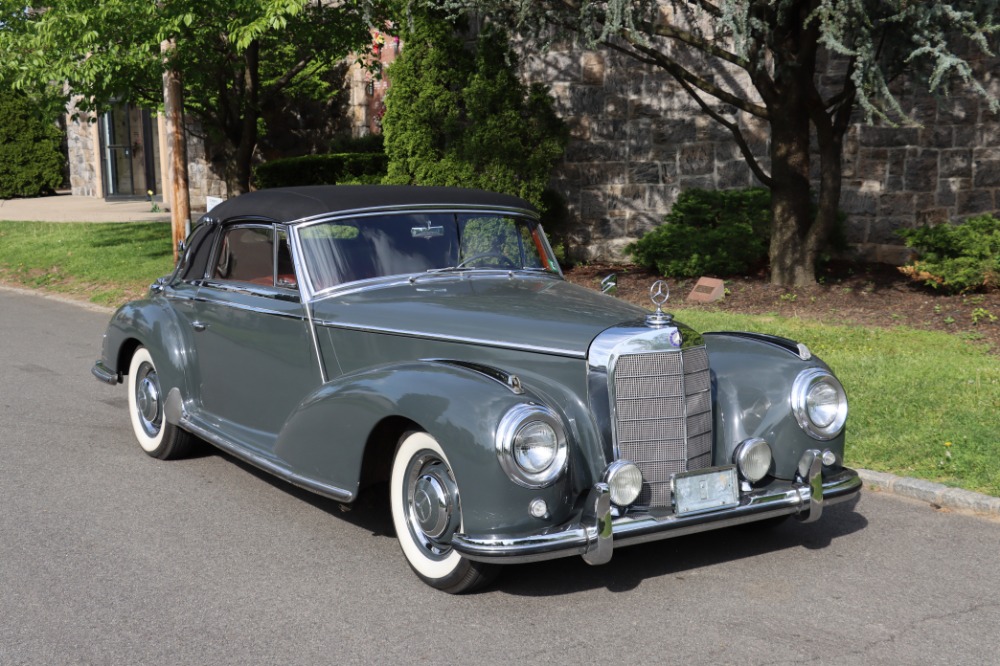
[390,431,497,593]
[127,346,194,460]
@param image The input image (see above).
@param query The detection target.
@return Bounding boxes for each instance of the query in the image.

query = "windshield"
[296,212,561,293]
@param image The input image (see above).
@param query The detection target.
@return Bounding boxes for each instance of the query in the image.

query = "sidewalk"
[0,192,173,223]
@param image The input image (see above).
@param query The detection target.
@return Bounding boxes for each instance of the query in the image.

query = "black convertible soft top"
[201,185,537,224]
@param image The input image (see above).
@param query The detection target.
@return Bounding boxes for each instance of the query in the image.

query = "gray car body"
[94,185,859,561]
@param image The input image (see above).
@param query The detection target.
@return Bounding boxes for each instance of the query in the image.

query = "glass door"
[99,104,162,199]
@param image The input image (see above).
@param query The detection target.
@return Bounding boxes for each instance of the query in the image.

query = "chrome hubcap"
[405,453,460,558]
[135,364,162,437]
[413,472,451,539]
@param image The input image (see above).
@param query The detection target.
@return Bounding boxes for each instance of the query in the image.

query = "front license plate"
[672,466,740,516]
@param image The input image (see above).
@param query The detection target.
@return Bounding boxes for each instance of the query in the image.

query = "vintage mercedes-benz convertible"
[92,185,861,593]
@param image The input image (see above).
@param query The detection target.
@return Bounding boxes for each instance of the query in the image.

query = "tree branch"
[638,22,750,70]
[611,36,769,118]
[672,70,773,188]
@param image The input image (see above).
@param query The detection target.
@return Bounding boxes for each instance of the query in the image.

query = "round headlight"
[791,369,848,440]
[513,421,559,473]
[734,437,772,483]
[604,460,643,506]
[496,404,568,488]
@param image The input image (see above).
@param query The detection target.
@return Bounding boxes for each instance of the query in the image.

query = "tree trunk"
[767,99,816,287]
[226,40,260,195]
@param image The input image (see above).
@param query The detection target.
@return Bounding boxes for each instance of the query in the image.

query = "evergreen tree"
[0,89,65,199]
[382,14,567,210]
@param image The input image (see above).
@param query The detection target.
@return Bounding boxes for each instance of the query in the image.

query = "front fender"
[704,332,847,479]
[273,361,579,535]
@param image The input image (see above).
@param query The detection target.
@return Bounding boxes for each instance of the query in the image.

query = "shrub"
[0,89,65,198]
[253,152,388,189]
[381,14,567,211]
[898,215,1000,293]
[626,188,771,277]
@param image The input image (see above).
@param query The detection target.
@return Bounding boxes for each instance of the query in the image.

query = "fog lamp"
[734,437,772,483]
[604,460,643,506]
[822,449,837,466]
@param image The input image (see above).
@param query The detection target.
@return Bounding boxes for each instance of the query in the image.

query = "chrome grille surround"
[587,320,713,511]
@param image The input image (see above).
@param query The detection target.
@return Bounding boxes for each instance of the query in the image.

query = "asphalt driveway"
[2,286,999,665]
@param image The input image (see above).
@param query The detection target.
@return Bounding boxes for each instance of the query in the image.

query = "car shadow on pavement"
[496,497,867,596]
[209,446,866,596]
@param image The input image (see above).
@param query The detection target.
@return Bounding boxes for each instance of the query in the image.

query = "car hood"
[310,274,650,357]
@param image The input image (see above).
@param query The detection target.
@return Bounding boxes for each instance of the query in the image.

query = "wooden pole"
[161,39,190,262]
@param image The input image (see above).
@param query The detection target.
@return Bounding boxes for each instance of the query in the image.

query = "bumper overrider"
[451,449,861,565]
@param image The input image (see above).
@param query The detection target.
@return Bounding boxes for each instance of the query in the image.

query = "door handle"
[192,321,207,332]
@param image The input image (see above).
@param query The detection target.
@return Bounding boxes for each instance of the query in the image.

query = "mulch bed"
[563,261,1000,355]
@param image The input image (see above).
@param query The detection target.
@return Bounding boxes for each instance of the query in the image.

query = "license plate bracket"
[672,466,740,516]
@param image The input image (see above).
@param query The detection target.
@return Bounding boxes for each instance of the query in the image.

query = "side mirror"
[601,273,618,296]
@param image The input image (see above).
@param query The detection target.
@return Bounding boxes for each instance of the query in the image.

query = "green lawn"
[2,220,998,496]
[0,221,174,305]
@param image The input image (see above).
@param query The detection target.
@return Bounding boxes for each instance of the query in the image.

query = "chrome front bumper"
[451,453,862,566]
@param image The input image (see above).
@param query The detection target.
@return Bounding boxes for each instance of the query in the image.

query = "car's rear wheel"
[390,431,498,593]
[127,346,194,460]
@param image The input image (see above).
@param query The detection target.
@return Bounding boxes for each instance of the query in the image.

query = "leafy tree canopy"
[418,0,999,286]
[0,0,389,193]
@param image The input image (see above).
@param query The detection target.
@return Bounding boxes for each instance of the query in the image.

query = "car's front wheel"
[127,346,194,460]
[390,431,498,593]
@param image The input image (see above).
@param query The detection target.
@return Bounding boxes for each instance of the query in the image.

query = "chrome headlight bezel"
[496,403,568,488]
[791,368,848,440]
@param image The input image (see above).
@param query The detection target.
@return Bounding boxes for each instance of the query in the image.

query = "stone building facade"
[65,100,226,212]
[518,45,1000,265]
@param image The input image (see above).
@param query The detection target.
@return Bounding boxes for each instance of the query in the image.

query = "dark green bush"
[898,215,1000,292]
[253,152,388,189]
[0,89,65,198]
[381,14,567,211]
[626,188,772,277]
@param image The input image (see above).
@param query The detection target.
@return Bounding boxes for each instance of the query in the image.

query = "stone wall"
[65,102,101,197]
[520,45,1000,265]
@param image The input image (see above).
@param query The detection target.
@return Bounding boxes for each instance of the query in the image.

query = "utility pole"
[161,38,190,262]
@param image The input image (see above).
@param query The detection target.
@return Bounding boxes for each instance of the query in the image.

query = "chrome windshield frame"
[288,206,561,304]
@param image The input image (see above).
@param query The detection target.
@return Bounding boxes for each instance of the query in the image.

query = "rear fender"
[101,298,198,413]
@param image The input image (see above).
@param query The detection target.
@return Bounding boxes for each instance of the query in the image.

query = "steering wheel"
[455,252,518,269]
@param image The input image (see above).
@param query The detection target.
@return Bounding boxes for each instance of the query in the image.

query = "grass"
[0,221,175,305]
[2,221,998,497]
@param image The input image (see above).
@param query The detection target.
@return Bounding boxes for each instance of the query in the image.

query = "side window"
[213,226,274,286]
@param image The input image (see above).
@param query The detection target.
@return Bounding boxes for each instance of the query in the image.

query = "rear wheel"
[127,346,194,460]
[389,431,498,593]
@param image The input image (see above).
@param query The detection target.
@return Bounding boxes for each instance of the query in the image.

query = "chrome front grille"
[612,347,713,508]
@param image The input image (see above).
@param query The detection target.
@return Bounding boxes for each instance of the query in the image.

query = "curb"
[859,469,1000,517]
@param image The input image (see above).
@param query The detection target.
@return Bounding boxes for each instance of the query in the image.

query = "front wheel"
[127,346,195,460]
[389,431,498,593]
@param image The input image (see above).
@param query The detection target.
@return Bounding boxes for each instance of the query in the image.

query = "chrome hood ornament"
[646,280,673,327]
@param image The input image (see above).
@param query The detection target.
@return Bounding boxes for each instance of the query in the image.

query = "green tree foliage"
[899,215,1000,293]
[0,0,388,194]
[423,0,998,286]
[627,188,771,277]
[253,153,388,188]
[381,14,568,210]
[0,89,65,199]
